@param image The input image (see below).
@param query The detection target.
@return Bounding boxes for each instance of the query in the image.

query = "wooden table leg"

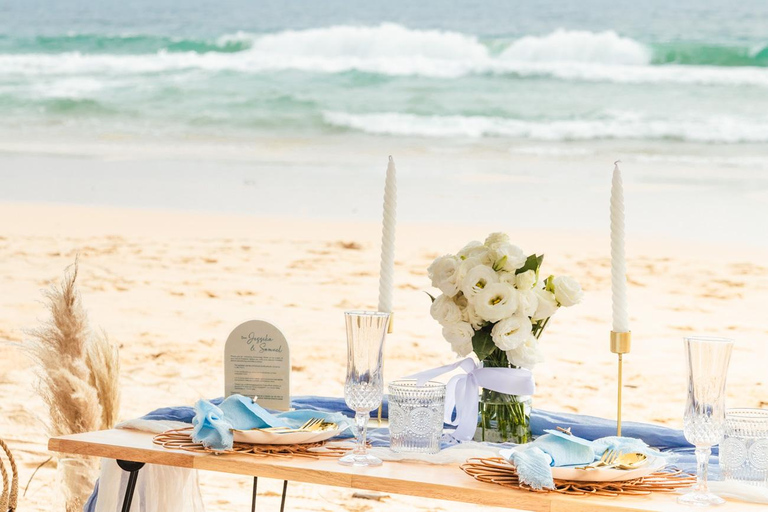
[116,459,145,512]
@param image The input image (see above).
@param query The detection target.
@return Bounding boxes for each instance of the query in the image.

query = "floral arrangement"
[428,232,583,369]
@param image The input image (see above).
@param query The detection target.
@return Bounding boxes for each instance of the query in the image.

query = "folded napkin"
[192,400,233,451]
[192,394,354,451]
[219,395,288,430]
[503,433,673,490]
[505,432,595,490]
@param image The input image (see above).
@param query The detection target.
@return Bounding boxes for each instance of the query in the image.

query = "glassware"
[339,311,389,467]
[473,352,532,444]
[388,380,446,454]
[720,408,768,487]
[679,336,734,506]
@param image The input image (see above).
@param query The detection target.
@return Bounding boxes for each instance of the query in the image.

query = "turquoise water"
[2,0,768,143]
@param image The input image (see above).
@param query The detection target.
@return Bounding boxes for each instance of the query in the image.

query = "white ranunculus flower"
[457,241,490,263]
[552,275,584,307]
[473,283,519,323]
[532,287,559,321]
[442,322,475,357]
[484,232,510,247]
[427,255,460,297]
[430,294,463,326]
[491,314,533,351]
[489,243,527,272]
[515,269,537,290]
[518,289,539,317]
[460,264,499,298]
[505,335,545,370]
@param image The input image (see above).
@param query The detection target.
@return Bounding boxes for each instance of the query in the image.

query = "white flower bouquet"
[427,232,583,442]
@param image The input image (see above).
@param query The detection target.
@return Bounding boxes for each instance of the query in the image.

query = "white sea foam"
[2,25,768,87]
[499,29,651,65]
[322,111,768,143]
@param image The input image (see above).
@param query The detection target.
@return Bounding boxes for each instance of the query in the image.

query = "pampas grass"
[86,330,121,430]
[27,263,101,438]
[23,261,121,508]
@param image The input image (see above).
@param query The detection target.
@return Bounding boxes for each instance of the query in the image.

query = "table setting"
[58,157,767,512]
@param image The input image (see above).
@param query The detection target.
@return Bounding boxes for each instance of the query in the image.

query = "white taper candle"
[378,156,397,313]
[611,161,630,333]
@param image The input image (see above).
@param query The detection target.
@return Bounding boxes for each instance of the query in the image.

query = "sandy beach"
[1,201,766,511]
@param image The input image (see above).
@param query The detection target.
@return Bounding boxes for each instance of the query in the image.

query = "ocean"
[2,0,768,146]
[1,0,767,244]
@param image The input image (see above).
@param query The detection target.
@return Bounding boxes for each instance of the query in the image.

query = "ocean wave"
[651,42,768,67]
[322,111,768,143]
[6,33,252,55]
[500,29,651,65]
[1,25,768,86]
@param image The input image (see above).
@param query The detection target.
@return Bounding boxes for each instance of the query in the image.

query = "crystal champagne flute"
[339,311,389,467]
[679,336,734,506]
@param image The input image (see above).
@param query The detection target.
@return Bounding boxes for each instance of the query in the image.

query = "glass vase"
[473,354,532,444]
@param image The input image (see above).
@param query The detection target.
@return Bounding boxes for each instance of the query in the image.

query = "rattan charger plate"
[153,427,351,459]
[461,457,696,497]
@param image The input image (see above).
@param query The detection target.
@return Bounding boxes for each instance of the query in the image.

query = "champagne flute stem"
[354,411,368,455]
[695,446,711,494]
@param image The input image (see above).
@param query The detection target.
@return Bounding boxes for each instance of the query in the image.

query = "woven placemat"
[152,427,350,459]
[461,457,696,497]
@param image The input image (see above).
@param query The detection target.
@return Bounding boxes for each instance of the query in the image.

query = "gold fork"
[576,449,622,470]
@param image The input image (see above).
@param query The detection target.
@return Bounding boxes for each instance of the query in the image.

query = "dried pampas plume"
[25,261,121,439]
[86,330,121,430]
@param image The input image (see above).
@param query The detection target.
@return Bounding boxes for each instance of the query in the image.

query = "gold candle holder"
[610,331,631,436]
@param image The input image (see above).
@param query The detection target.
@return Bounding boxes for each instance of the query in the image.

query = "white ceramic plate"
[498,449,666,482]
[232,428,342,445]
[550,455,666,482]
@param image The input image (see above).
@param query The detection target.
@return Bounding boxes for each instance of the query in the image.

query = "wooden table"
[49,429,760,512]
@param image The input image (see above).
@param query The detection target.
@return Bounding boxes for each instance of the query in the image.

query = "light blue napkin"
[503,433,673,491]
[191,399,233,451]
[191,395,355,451]
[504,432,595,490]
[219,395,289,430]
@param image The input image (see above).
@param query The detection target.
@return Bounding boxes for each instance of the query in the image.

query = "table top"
[49,429,760,512]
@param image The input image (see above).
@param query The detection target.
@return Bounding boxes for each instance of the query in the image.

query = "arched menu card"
[224,320,291,411]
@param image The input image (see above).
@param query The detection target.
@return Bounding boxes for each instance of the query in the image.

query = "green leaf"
[544,275,555,293]
[472,327,497,361]
[515,253,545,276]
[425,292,437,303]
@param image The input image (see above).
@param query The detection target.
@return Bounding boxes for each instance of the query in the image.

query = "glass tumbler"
[679,336,734,506]
[720,408,768,487]
[388,380,446,454]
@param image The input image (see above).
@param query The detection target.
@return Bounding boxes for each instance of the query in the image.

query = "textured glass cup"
[388,380,446,454]
[720,408,768,487]
[339,311,390,467]
[679,336,734,506]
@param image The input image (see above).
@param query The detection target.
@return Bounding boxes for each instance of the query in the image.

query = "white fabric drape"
[94,459,205,512]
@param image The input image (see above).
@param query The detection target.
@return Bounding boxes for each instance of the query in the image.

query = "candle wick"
[614,159,621,166]
[388,155,394,162]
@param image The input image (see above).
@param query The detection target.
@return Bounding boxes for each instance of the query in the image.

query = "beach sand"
[1,202,767,511]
